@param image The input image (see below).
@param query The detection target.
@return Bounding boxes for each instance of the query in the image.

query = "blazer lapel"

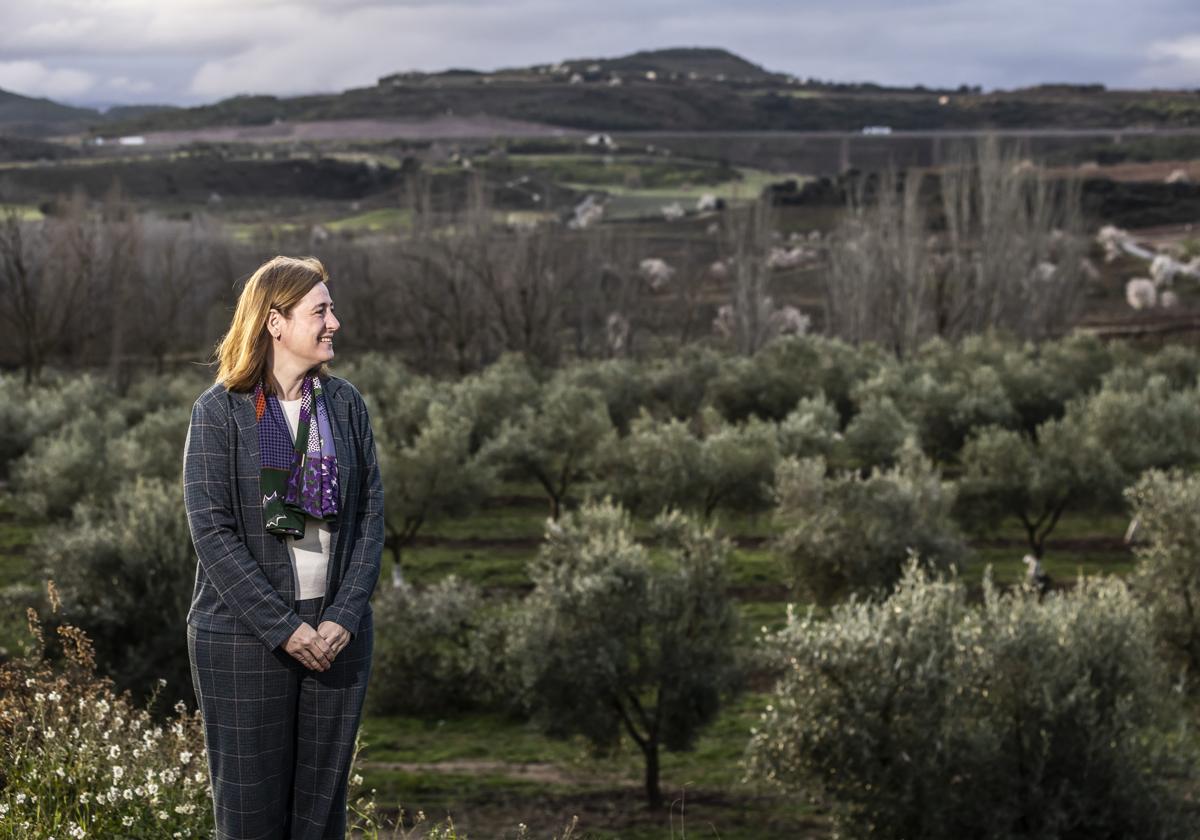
[229,388,261,478]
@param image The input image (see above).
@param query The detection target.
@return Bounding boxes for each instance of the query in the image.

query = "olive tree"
[851,338,1019,462]
[602,408,779,521]
[748,563,1193,840]
[956,417,1122,558]
[506,500,742,809]
[1073,375,1200,482]
[368,576,505,715]
[841,395,916,469]
[479,381,615,519]
[777,393,842,460]
[1125,469,1200,685]
[773,442,966,603]
[374,399,495,585]
[36,478,196,708]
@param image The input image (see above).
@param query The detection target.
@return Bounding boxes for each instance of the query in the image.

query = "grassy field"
[0,481,1142,836]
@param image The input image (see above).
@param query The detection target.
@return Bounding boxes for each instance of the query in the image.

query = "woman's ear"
[266,308,281,340]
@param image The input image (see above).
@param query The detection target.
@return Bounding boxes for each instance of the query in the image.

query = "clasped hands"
[284,620,350,672]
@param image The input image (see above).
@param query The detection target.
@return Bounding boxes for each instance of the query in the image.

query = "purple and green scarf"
[254,374,339,538]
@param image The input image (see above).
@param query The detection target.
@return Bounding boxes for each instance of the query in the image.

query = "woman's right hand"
[284,622,335,671]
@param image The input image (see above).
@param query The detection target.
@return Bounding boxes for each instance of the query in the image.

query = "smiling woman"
[183,254,384,840]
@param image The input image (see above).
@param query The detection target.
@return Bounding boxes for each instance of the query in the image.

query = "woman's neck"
[270,355,311,401]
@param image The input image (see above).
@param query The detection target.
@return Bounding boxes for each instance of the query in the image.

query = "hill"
[0,88,99,136]
[9,47,1200,139]
[101,45,1200,136]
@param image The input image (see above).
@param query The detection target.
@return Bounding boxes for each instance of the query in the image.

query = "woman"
[183,255,384,839]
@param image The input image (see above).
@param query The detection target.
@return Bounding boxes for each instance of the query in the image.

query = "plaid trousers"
[187,595,374,840]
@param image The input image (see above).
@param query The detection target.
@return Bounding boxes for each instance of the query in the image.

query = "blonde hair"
[215,255,330,393]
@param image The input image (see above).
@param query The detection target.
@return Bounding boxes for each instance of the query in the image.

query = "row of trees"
[366,474,1199,829]
[1,136,1096,382]
[4,337,1200,823]
[7,332,1199,602]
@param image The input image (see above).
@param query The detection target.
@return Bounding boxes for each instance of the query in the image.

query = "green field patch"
[979,510,1133,543]
[737,601,792,635]
[968,546,1134,586]
[0,203,44,220]
[361,714,590,766]
[327,207,413,232]
[423,503,549,541]
[399,544,534,589]
[724,546,786,589]
[579,165,810,220]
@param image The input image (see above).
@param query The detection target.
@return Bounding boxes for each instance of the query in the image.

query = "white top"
[279,397,330,600]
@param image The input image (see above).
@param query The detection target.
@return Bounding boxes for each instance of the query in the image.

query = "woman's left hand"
[316,620,352,659]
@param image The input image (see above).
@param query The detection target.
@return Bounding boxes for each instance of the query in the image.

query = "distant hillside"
[28,47,1200,138]
[0,88,99,136]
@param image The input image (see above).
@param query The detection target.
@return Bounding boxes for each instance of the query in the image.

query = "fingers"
[307,636,334,670]
[289,623,335,671]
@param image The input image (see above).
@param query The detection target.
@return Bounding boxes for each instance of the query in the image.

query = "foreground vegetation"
[3,329,1200,834]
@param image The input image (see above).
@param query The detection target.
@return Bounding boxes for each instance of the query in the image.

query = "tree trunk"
[642,738,663,810]
[387,534,405,587]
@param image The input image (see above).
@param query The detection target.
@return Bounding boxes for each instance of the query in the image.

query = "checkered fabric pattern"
[182,375,383,647]
[188,596,373,840]
[183,375,384,839]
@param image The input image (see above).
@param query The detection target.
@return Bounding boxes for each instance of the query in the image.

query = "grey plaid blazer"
[183,374,383,651]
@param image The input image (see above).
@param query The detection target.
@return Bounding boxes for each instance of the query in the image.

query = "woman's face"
[269,282,340,370]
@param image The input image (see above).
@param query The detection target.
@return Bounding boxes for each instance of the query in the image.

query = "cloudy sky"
[1,0,1197,109]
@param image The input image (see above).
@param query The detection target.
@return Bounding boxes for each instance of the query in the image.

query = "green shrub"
[773,443,966,603]
[841,395,916,469]
[9,408,126,519]
[602,408,779,520]
[1126,469,1200,687]
[777,393,842,460]
[748,564,1195,840]
[367,576,504,716]
[34,478,195,708]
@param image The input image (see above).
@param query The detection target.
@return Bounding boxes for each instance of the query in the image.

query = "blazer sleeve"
[183,395,304,650]
[320,388,384,639]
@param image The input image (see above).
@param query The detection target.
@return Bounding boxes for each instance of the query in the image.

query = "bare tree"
[716,199,787,355]
[824,169,932,356]
[0,208,95,384]
[134,216,230,373]
[100,182,142,392]
[823,136,1088,357]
